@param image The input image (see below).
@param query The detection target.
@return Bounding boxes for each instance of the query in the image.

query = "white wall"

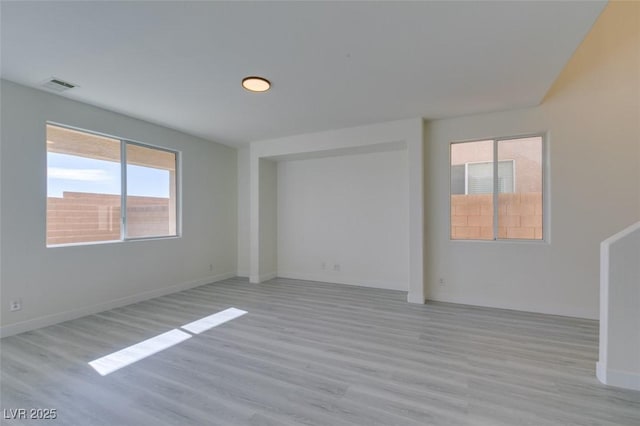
[245,118,424,302]
[277,150,408,290]
[598,222,640,390]
[0,80,237,336]
[424,1,640,319]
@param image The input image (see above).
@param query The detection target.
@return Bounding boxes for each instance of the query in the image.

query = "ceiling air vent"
[41,78,77,93]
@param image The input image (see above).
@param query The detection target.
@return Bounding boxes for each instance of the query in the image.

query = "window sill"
[46,235,181,248]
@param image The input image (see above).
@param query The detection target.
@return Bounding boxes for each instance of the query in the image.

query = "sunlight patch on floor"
[89,307,247,375]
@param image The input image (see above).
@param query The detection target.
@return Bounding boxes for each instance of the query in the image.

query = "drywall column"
[258,159,278,281]
[237,147,250,277]
[249,155,277,282]
[597,222,640,391]
[407,120,425,303]
[249,150,259,283]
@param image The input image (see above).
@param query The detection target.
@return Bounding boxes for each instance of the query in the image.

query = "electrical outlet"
[333,264,341,272]
[10,299,22,312]
[439,278,445,286]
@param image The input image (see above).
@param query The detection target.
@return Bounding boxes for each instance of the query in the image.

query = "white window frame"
[449,133,547,243]
[46,122,182,247]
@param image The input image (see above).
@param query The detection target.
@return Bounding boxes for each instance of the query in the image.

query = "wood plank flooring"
[1,277,639,425]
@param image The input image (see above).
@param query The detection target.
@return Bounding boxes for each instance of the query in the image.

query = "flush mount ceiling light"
[242,76,271,92]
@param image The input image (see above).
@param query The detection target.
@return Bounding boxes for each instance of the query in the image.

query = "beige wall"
[425,0,640,319]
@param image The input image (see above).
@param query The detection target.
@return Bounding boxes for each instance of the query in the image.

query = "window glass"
[497,137,543,240]
[467,161,493,194]
[451,136,543,241]
[47,125,121,245]
[125,144,177,238]
[451,164,465,195]
[46,124,179,246]
[450,140,494,240]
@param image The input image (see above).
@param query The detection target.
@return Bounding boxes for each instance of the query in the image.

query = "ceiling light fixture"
[242,76,271,92]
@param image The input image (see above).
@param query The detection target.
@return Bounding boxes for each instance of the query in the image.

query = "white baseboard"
[249,272,277,283]
[278,271,407,292]
[596,361,607,384]
[407,292,425,304]
[426,291,598,320]
[0,271,236,338]
[596,361,640,391]
[260,272,277,281]
[236,270,250,278]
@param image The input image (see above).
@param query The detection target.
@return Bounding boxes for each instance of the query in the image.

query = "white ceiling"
[1,1,606,147]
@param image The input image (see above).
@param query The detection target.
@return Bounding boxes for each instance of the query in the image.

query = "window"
[450,135,543,241]
[46,124,178,246]
[451,160,514,195]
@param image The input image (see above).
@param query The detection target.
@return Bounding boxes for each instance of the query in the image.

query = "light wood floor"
[1,277,639,425]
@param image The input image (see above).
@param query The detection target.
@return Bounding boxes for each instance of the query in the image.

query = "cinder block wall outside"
[47,192,170,245]
[451,192,543,240]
